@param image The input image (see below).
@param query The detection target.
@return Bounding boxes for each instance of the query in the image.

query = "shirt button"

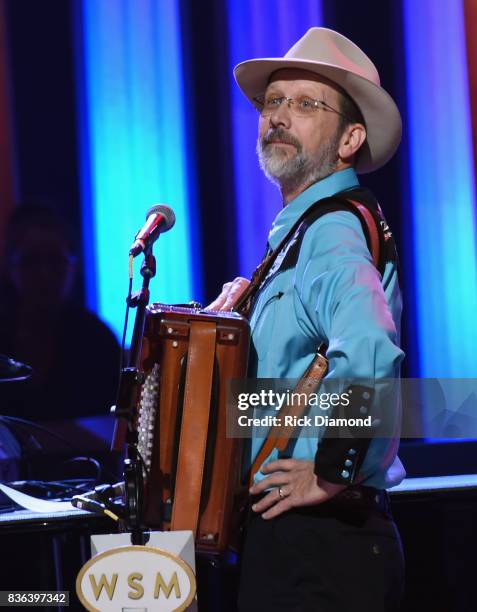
[348,448,357,455]
[341,470,350,479]
[344,459,352,467]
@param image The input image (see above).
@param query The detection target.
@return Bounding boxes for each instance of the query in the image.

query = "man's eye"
[298,97,315,109]
[265,97,284,106]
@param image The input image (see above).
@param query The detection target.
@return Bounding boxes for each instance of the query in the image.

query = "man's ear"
[338,123,366,163]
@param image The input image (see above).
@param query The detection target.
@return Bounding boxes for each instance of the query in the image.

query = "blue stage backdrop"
[403,0,477,377]
[226,0,323,278]
[75,0,200,340]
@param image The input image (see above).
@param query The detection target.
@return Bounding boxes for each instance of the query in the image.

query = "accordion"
[135,304,250,553]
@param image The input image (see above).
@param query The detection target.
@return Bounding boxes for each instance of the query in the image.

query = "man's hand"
[249,458,346,519]
[205,277,250,311]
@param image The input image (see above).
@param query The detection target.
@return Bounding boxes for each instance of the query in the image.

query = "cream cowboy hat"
[234,27,402,174]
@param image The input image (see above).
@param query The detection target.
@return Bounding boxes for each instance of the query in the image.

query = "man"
[0,206,120,421]
[209,27,404,611]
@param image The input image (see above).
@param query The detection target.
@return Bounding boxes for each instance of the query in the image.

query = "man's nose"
[269,101,292,128]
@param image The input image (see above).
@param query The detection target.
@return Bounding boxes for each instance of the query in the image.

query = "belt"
[250,485,391,518]
[333,485,390,514]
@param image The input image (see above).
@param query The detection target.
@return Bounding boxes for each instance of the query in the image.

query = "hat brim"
[234,58,402,174]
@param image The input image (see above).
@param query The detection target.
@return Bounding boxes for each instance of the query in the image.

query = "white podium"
[76,531,198,611]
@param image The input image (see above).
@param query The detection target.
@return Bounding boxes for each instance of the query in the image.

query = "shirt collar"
[268,168,360,250]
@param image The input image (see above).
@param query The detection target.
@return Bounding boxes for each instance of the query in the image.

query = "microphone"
[129,204,175,257]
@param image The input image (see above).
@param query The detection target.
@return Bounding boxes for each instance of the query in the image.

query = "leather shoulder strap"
[241,188,395,484]
[234,189,388,318]
[248,343,328,486]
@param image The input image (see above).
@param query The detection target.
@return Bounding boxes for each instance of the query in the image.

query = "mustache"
[261,129,301,150]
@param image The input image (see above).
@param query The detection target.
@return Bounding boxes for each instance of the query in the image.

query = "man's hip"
[238,487,404,612]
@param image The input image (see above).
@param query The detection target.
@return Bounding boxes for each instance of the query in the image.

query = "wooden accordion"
[135,303,250,553]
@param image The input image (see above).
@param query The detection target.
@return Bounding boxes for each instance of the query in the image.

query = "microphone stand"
[112,245,156,545]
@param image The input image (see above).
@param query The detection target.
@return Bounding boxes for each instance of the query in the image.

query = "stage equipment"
[129,204,175,257]
[0,355,32,382]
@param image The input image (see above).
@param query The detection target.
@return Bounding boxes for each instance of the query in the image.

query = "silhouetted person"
[0,206,120,422]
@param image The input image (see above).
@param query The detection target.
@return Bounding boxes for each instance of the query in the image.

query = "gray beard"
[256,130,340,193]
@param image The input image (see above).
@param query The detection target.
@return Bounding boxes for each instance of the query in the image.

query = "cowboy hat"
[233,27,401,174]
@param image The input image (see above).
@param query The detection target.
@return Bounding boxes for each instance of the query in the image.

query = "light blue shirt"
[249,168,406,489]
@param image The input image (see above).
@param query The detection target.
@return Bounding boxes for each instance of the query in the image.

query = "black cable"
[62,456,102,483]
[119,276,133,377]
[5,478,99,501]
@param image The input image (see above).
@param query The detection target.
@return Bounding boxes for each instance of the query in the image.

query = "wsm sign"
[76,545,196,611]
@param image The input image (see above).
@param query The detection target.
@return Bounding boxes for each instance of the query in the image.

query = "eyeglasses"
[253,94,351,120]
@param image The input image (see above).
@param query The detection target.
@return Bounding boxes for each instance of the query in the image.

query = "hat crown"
[285,27,380,86]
